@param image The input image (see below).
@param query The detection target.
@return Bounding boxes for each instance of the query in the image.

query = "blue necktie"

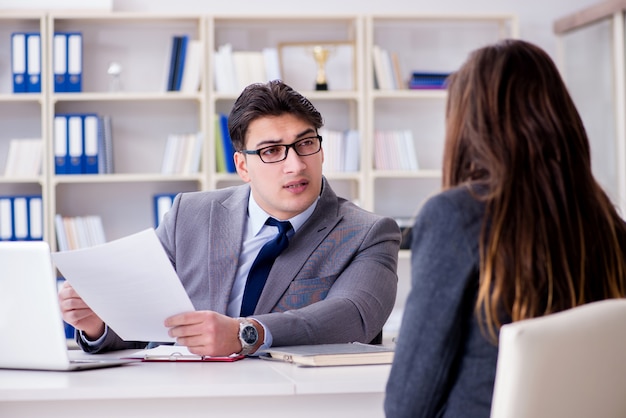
[240,218,293,317]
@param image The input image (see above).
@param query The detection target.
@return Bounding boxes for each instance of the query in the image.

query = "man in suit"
[59,80,401,356]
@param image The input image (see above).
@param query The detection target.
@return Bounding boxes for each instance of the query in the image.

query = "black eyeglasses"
[240,135,323,164]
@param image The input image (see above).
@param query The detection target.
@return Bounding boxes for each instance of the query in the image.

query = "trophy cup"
[312,45,330,91]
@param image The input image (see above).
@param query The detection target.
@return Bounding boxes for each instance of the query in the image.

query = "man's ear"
[234,152,250,183]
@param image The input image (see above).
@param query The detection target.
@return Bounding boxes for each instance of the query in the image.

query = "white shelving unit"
[0,11,519,260]
[0,12,48,240]
[554,0,626,217]
[207,15,366,205]
[365,14,519,222]
[46,12,208,246]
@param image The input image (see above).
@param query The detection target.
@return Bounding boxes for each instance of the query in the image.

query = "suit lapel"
[207,186,249,314]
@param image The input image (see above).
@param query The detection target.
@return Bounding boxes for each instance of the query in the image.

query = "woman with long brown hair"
[385,39,626,417]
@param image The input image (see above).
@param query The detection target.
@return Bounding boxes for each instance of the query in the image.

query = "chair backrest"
[490,298,626,418]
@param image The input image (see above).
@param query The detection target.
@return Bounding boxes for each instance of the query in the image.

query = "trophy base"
[315,82,328,91]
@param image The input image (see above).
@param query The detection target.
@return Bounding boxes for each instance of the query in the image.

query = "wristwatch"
[237,318,259,356]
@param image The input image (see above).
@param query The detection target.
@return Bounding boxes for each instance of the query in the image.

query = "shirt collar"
[247,193,318,237]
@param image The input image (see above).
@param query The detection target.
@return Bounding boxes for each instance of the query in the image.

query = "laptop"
[0,240,135,371]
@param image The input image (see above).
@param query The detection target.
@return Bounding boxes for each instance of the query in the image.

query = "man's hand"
[165,311,250,357]
[57,281,105,340]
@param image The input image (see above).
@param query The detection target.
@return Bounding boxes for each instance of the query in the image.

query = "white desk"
[0,350,391,418]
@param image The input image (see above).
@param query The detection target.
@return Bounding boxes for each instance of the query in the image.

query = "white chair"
[490,298,626,418]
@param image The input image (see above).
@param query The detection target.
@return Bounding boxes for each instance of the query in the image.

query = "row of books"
[213,43,281,94]
[215,113,236,173]
[320,129,360,173]
[53,32,83,92]
[54,214,106,251]
[3,138,42,177]
[165,35,203,93]
[0,195,43,241]
[372,45,404,90]
[161,132,203,175]
[11,32,41,93]
[54,113,114,175]
[373,129,419,171]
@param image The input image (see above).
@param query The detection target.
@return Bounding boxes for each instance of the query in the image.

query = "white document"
[51,228,195,342]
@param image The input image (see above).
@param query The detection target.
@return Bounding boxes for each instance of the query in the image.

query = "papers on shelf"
[161,132,203,175]
[50,228,195,342]
[3,138,42,177]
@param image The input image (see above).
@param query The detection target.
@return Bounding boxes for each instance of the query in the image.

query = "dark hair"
[228,80,324,151]
[443,39,626,340]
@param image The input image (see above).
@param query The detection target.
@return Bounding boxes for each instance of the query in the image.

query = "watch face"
[241,325,258,345]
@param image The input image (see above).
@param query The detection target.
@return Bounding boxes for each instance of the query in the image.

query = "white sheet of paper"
[51,228,195,342]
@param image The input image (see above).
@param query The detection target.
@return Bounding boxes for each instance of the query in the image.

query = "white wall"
[0,0,599,59]
[116,0,599,60]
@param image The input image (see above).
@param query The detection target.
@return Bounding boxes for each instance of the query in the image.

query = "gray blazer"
[385,185,496,418]
[80,178,400,352]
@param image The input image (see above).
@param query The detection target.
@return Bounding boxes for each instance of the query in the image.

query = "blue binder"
[25,33,41,93]
[27,195,43,241]
[11,32,27,93]
[67,33,83,92]
[11,196,28,241]
[0,197,14,241]
[153,193,177,228]
[54,115,70,174]
[167,36,182,91]
[53,32,68,92]
[219,113,236,173]
[67,115,83,174]
[174,35,189,91]
[82,114,99,174]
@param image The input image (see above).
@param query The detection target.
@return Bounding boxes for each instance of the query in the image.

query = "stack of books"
[320,128,360,173]
[54,214,106,251]
[213,43,281,94]
[3,139,42,177]
[373,130,419,171]
[165,35,203,93]
[408,72,450,90]
[161,132,203,175]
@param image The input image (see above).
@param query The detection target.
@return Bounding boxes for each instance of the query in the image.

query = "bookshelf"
[554,0,626,217]
[364,14,519,225]
[0,12,47,241]
[46,12,208,246]
[207,15,366,205]
[0,11,519,257]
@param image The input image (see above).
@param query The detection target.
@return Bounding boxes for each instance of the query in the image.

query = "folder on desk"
[124,345,244,362]
[67,115,83,174]
[53,32,68,92]
[26,33,41,93]
[0,197,14,241]
[11,32,27,93]
[83,114,99,174]
[54,115,69,174]
[67,33,83,92]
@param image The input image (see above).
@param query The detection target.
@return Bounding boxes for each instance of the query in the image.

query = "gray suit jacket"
[80,179,400,352]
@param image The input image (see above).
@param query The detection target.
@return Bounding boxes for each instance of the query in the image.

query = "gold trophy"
[312,45,330,91]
